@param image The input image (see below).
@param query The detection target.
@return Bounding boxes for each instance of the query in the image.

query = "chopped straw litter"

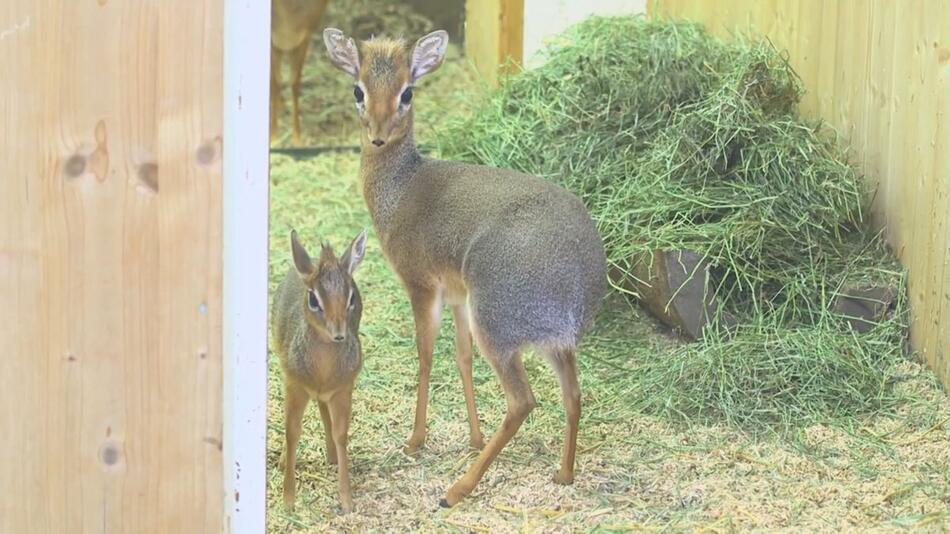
[438,16,913,431]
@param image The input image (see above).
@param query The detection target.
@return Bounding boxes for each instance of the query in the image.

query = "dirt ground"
[265,3,950,532]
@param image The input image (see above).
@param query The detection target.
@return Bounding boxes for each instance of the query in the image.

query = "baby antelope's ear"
[323,28,360,78]
[290,230,315,277]
[410,30,449,82]
[341,229,367,275]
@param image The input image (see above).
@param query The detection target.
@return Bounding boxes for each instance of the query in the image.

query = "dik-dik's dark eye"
[347,289,356,310]
[400,86,413,105]
[308,289,322,312]
[353,85,364,104]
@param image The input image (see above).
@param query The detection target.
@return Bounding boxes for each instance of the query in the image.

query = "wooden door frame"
[222,1,270,531]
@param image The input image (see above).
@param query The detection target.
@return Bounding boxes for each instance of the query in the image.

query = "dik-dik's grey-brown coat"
[324,28,608,507]
[272,229,367,513]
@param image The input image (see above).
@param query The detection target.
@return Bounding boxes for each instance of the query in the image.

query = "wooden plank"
[792,0,821,114]
[651,0,950,389]
[814,0,839,119]
[0,7,44,532]
[465,0,500,83]
[885,2,913,261]
[500,0,524,73]
[0,0,224,531]
[465,0,524,84]
[865,0,898,230]
[902,0,932,366]
[838,0,871,167]
[919,0,950,383]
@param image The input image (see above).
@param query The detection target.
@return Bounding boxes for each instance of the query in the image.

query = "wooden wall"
[651,0,950,388]
[465,0,524,84]
[0,1,224,531]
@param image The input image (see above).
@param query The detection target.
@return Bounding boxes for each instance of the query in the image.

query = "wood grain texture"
[465,0,524,84]
[0,0,224,532]
[501,0,525,72]
[652,0,950,388]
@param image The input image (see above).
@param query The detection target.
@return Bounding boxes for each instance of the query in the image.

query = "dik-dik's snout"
[365,113,395,148]
[328,322,347,343]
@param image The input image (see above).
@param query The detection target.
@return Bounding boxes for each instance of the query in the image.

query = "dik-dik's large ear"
[341,229,367,275]
[410,30,449,82]
[290,230,315,277]
[323,28,360,78]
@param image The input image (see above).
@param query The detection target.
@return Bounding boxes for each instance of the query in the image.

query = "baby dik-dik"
[272,229,367,513]
[323,29,608,506]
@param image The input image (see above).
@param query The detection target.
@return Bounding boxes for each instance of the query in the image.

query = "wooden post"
[0,1,227,531]
[465,0,525,84]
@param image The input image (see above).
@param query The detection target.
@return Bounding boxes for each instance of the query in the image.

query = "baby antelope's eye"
[400,86,413,105]
[308,289,322,312]
[353,85,365,104]
[348,290,356,310]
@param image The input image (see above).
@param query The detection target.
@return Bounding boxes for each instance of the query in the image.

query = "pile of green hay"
[439,16,911,430]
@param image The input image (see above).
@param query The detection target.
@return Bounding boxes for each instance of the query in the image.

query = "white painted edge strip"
[222,1,270,532]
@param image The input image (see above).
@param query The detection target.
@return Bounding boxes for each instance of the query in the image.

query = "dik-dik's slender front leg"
[405,288,441,454]
[328,386,355,513]
[318,401,337,465]
[452,304,484,450]
[281,381,310,509]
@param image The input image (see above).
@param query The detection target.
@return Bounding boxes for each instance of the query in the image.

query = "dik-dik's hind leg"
[270,47,283,144]
[281,382,310,509]
[452,304,484,450]
[442,348,535,507]
[288,38,311,146]
[318,401,337,465]
[546,347,580,485]
[405,288,441,454]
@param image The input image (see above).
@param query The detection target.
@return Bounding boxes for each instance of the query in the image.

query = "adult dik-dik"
[323,28,607,507]
[271,0,329,144]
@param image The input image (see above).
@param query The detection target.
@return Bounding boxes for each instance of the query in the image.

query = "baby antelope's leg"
[452,304,483,449]
[282,382,309,509]
[318,401,337,465]
[328,387,354,513]
[405,288,441,454]
[442,350,535,507]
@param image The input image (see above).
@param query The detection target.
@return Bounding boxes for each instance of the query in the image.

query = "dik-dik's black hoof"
[438,497,451,508]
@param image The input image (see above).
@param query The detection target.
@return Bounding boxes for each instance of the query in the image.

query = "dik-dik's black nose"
[333,334,345,342]
[371,138,385,147]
